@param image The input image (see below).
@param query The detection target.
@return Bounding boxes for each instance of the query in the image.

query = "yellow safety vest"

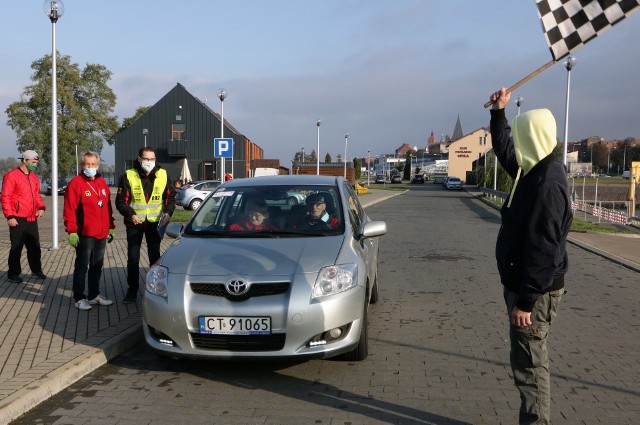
[126,168,167,222]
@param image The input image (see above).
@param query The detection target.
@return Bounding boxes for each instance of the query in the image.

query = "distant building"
[451,115,464,142]
[447,128,492,180]
[395,143,416,156]
[113,83,263,182]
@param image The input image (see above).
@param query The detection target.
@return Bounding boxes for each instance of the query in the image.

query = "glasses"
[141,158,156,161]
[309,201,325,207]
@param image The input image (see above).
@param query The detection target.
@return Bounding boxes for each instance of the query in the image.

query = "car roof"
[221,175,343,188]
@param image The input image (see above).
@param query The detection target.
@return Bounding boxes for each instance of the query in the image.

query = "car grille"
[190,282,290,301]
[191,333,286,351]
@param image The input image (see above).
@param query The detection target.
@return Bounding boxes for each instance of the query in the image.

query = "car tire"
[342,299,368,361]
[189,199,203,210]
[286,197,298,206]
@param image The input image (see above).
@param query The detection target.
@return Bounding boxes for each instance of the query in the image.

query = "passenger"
[293,193,339,230]
[229,199,277,231]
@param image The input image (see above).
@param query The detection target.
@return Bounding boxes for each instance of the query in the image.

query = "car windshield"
[185,184,344,237]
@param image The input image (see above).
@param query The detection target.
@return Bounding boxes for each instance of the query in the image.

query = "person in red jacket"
[63,151,116,311]
[1,150,47,283]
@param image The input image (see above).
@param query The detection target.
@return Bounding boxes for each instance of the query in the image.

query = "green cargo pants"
[504,288,563,425]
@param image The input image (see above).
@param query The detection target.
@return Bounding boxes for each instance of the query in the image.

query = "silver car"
[175,180,221,210]
[143,175,387,361]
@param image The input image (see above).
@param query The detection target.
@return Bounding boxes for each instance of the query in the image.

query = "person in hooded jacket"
[64,151,115,310]
[1,150,47,283]
[115,146,175,304]
[489,88,573,425]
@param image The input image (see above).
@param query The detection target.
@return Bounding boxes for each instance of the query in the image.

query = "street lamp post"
[218,89,226,180]
[562,55,577,167]
[515,96,523,115]
[344,132,349,179]
[316,120,321,175]
[142,128,148,147]
[73,141,79,175]
[44,0,64,250]
[367,150,371,186]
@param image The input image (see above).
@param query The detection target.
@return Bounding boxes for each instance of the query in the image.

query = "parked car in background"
[411,174,425,184]
[390,175,402,184]
[374,174,385,184]
[445,177,462,190]
[432,176,446,184]
[144,175,387,361]
[175,180,221,210]
[45,178,69,196]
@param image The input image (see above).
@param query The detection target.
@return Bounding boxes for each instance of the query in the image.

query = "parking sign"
[214,138,233,158]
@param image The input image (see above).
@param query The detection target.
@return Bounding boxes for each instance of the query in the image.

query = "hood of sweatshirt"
[511,108,557,176]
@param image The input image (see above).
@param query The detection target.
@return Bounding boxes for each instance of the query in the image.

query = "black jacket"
[490,108,572,312]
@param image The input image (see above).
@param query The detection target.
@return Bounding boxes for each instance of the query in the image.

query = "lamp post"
[367,150,370,186]
[72,141,79,175]
[562,55,577,167]
[344,132,349,179]
[44,0,64,250]
[142,128,148,147]
[218,89,226,180]
[316,120,321,175]
[515,96,523,115]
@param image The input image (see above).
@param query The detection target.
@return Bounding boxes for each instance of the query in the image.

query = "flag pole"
[484,59,555,108]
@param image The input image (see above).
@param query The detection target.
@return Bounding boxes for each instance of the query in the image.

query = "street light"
[344,132,349,179]
[515,96,523,115]
[44,0,64,250]
[367,150,371,186]
[142,128,148,147]
[72,141,79,175]
[218,89,226,180]
[316,119,321,175]
[562,55,577,167]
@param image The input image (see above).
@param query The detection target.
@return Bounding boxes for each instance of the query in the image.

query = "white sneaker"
[75,299,92,310]
[89,294,114,306]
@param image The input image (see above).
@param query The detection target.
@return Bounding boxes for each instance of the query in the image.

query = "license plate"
[199,316,271,335]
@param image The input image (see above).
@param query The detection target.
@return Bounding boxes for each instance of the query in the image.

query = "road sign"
[214,138,233,158]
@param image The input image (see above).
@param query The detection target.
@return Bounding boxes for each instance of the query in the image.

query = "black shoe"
[122,295,137,304]
[33,271,47,279]
[8,275,23,283]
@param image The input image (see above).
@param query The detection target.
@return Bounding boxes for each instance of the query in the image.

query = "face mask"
[82,167,98,178]
[26,163,37,172]
[140,161,155,173]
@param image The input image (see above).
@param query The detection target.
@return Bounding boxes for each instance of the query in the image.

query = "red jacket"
[1,167,46,222]
[63,173,115,239]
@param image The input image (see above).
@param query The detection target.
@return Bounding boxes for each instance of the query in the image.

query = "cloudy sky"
[1,1,639,166]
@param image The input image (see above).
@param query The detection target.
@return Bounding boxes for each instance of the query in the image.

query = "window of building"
[171,123,186,141]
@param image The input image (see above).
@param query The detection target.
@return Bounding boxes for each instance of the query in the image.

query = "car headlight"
[312,264,358,299]
[146,264,168,297]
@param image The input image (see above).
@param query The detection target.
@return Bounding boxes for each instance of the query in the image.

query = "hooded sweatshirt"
[490,108,573,312]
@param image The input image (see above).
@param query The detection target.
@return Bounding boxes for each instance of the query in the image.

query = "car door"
[343,183,376,296]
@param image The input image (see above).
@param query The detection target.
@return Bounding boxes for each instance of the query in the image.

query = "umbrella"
[179,158,193,183]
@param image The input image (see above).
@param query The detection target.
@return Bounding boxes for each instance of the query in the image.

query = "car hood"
[162,235,344,277]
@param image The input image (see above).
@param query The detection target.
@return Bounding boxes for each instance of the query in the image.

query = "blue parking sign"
[214,138,233,158]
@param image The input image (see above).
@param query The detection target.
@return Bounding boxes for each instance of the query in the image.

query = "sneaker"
[8,275,23,283]
[75,299,92,310]
[122,295,137,304]
[33,271,47,279]
[89,294,113,306]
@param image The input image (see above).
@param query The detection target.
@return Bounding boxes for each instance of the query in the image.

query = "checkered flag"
[536,0,640,61]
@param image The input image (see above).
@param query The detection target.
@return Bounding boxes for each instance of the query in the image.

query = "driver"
[229,199,277,231]
[293,193,339,230]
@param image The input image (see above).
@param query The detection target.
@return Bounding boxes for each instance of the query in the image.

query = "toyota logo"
[225,279,249,296]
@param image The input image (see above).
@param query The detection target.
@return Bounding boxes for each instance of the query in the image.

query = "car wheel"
[370,275,379,305]
[286,197,298,206]
[189,199,203,210]
[342,299,368,361]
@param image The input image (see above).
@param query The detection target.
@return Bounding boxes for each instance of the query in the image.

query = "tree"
[353,157,361,179]
[403,152,412,180]
[119,106,150,131]
[325,153,332,163]
[6,53,119,175]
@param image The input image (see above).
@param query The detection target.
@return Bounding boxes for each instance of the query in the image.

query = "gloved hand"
[107,229,114,243]
[68,233,79,248]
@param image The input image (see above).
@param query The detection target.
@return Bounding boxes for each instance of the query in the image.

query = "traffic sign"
[214,138,233,158]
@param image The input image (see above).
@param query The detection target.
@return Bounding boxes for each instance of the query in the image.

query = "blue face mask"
[82,168,98,178]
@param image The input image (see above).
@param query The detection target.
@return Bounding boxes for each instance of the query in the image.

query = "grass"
[171,208,194,223]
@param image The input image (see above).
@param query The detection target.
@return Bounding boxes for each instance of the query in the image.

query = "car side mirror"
[165,223,184,239]
[359,221,387,239]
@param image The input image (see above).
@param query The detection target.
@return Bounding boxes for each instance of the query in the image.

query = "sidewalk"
[0,187,637,423]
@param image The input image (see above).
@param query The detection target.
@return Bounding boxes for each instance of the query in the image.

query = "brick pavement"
[0,187,638,424]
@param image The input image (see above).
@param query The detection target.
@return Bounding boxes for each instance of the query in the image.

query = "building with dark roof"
[113,83,263,182]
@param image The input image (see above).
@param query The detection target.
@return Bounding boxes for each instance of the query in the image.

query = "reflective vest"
[126,168,167,222]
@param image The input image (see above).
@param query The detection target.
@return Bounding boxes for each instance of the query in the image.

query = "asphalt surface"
[1,185,638,424]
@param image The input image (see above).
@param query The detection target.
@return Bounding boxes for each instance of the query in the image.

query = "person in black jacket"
[115,147,175,304]
[489,88,573,425]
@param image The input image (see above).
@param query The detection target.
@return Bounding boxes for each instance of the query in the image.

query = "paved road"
[13,185,640,424]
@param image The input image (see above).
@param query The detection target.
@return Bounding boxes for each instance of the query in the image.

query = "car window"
[344,183,364,236]
[185,184,344,237]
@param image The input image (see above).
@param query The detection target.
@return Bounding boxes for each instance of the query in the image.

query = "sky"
[1,1,639,167]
